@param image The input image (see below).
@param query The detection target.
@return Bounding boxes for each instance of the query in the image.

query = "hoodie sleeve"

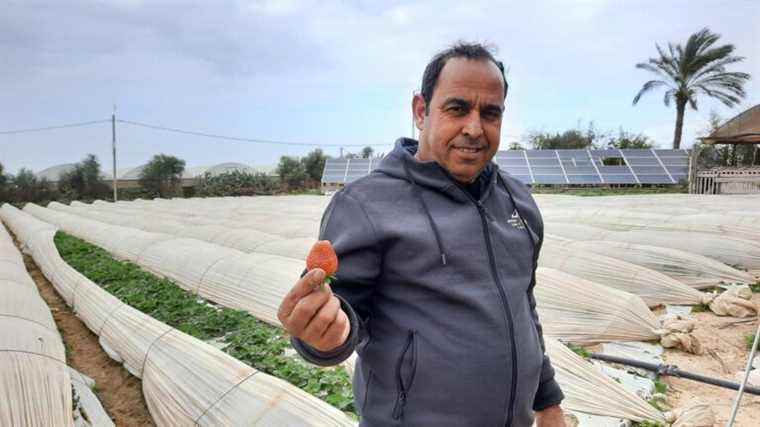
[528,220,565,411]
[291,190,381,367]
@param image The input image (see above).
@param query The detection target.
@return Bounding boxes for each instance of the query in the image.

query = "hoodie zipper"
[474,199,519,427]
[392,330,417,420]
[451,178,518,427]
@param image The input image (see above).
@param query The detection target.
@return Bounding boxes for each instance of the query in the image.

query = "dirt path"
[19,243,155,426]
[663,296,760,427]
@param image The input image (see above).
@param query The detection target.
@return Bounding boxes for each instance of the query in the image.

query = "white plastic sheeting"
[0,220,73,426]
[48,201,316,259]
[25,202,693,423]
[540,241,712,307]
[543,221,760,271]
[545,338,666,424]
[535,268,661,344]
[2,204,355,427]
[546,223,755,288]
[25,203,301,327]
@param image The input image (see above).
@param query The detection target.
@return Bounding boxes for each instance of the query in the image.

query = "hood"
[375,138,497,204]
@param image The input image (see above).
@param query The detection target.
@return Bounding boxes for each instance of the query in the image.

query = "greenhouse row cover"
[53,195,760,281]
[36,198,758,341]
[18,205,691,425]
[1,204,355,427]
[22,198,733,423]
[0,220,72,426]
[29,202,706,347]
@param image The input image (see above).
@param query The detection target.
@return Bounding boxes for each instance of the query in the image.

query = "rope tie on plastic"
[0,314,59,333]
[194,371,259,425]
[140,328,175,377]
[0,349,66,364]
[97,304,128,336]
[71,273,86,311]
[196,253,238,296]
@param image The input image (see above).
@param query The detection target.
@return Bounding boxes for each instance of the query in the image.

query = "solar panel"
[529,158,561,166]
[323,149,688,186]
[597,165,630,174]
[567,174,602,184]
[532,166,564,174]
[563,166,597,174]
[630,166,669,174]
[497,151,527,159]
[533,175,567,184]
[499,158,529,166]
[626,157,660,165]
[637,175,673,184]
[600,174,638,184]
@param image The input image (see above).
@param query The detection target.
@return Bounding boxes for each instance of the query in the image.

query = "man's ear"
[412,94,427,130]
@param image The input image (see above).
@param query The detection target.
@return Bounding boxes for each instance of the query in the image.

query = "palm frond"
[688,56,745,83]
[686,45,735,75]
[632,80,668,105]
[693,85,742,107]
[633,27,750,114]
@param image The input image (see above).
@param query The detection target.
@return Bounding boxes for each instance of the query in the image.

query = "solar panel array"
[322,149,689,185]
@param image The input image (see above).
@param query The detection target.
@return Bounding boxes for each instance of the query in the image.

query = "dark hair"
[420,42,508,114]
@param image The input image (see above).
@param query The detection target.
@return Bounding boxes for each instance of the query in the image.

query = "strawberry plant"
[55,232,356,415]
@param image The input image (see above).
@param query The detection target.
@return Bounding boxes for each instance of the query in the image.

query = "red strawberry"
[306,240,339,286]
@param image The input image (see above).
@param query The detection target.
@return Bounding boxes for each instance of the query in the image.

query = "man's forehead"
[435,58,505,101]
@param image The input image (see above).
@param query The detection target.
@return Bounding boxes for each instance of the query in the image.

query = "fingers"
[301,294,341,344]
[319,309,350,351]
[284,283,333,337]
[278,268,326,323]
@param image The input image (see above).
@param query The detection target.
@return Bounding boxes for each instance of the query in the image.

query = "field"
[2,191,760,426]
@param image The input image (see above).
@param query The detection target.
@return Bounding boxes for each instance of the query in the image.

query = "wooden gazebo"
[690,105,760,194]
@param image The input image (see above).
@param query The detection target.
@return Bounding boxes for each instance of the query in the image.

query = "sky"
[1,0,758,175]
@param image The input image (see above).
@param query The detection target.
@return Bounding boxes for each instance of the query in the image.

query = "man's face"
[414,57,505,183]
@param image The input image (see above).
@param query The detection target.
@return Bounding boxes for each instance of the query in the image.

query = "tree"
[633,27,750,149]
[59,154,109,201]
[507,142,525,150]
[361,146,374,159]
[0,162,7,198]
[301,149,328,182]
[528,122,602,150]
[10,168,54,203]
[195,170,277,197]
[139,154,186,198]
[606,128,654,149]
[277,156,308,190]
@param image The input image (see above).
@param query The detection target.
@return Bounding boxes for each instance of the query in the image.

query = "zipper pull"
[393,392,408,419]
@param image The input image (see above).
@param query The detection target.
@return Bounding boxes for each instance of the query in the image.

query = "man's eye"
[447,106,465,114]
[483,111,502,121]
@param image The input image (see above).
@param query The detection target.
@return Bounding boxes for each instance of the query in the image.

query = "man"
[277,42,565,426]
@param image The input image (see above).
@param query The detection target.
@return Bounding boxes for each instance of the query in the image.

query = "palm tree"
[633,28,750,149]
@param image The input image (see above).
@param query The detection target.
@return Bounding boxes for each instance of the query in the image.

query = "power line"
[0,119,110,135]
[117,119,393,147]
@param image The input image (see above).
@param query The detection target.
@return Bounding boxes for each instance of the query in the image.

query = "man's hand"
[278,268,351,352]
[536,405,567,427]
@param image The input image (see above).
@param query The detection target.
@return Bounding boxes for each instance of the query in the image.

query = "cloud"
[0,1,757,173]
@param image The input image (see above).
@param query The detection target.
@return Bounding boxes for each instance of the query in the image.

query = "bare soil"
[661,295,760,427]
[19,242,154,426]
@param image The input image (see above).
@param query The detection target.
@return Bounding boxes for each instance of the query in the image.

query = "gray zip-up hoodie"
[293,138,563,426]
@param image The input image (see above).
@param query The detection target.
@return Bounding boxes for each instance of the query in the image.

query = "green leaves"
[55,232,356,416]
[633,27,751,148]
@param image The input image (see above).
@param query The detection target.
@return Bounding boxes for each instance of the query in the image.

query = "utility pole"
[112,106,118,202]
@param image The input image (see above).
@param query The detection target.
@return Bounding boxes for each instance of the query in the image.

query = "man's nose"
[462,111,484,139]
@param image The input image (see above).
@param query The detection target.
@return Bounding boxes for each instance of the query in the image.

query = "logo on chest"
[507,209,525,230]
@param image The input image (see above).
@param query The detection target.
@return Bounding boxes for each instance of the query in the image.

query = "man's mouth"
[453,146,484,154]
